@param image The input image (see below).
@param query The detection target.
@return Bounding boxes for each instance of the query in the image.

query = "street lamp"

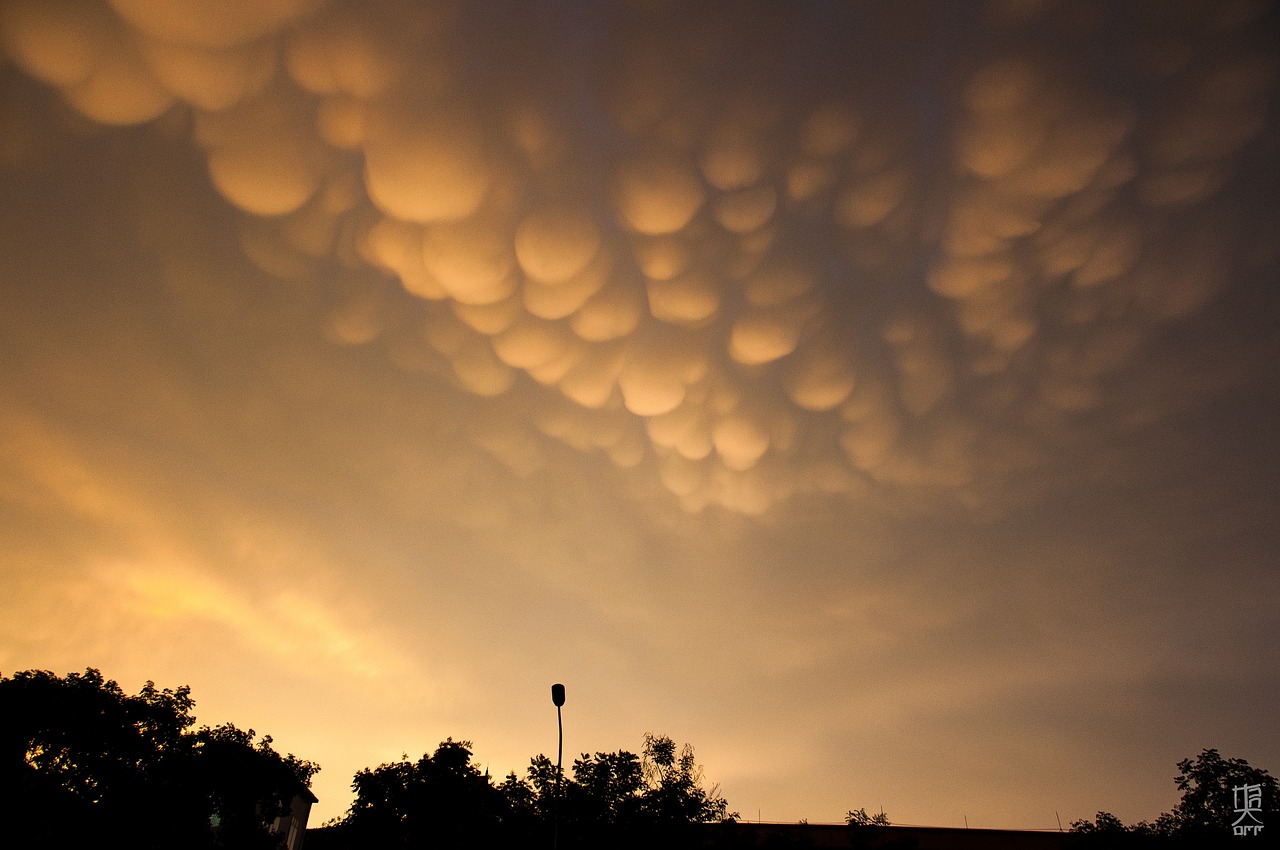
[551,683,565,850]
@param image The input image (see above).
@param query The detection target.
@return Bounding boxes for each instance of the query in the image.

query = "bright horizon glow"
[1,0,1277,830]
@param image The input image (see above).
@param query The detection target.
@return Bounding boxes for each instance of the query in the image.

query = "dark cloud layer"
[2,0,1278,828]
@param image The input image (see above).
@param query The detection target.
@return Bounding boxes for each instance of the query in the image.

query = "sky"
[1,0,1278,831]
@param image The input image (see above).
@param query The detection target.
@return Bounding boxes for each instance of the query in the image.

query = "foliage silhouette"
[322,732,733,849]
[196,723,321,848]
[846,807,891,826]
[0,668,317,849]
[1160,747,1276,837]
[639,732,732,826]
[1069,748,1276,844]
[1070,810,1129,835]
[342,739,512,849]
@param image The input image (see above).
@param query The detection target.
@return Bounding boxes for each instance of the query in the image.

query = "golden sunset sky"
[1,0,1277,830]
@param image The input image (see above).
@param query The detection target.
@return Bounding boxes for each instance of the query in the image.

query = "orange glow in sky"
[1,0,1278,829]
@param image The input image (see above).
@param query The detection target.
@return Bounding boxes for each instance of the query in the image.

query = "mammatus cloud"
[4,0,1275,521]
[3,1,1278,829]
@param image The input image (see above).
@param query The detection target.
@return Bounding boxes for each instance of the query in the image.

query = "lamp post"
[551,683,565,850]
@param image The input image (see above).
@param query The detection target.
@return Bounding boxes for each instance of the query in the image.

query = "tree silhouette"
[341,739,514,848]
[2,668,200,845]
[1158,748,1276,838]
[195,723,321,848]
[324,733,733,849]
[512,733,732,849]
[639,733,731,828]
[0,668,317,849]
[1070,811,1129,835]
[1069,748,1276,842]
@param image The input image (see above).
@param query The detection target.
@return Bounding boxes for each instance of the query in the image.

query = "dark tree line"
[2,667,733,850]
[1,668,317,849]
[1069,748,1276,845]
[7,668,1272,849]
[317,732,734,850]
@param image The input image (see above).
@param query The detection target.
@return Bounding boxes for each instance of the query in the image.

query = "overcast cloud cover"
[1,0,1278,829]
